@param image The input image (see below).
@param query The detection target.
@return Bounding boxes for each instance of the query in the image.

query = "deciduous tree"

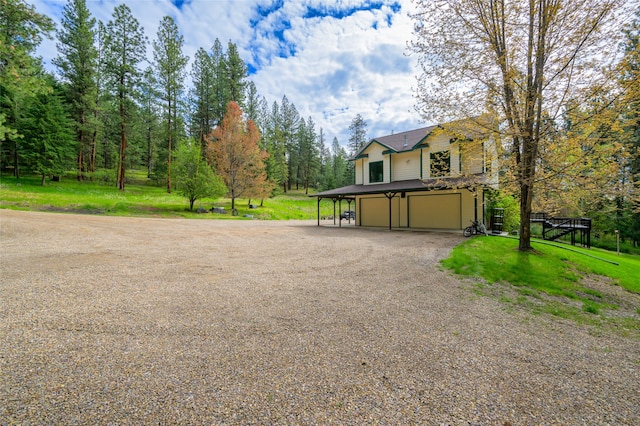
[207,101,267,211]
[174,139,225,210]
[411,0,626,251]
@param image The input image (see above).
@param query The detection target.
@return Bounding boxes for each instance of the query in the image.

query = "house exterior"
[313,118,499,230]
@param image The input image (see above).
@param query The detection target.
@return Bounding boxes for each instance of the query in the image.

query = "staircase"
[531,213,592,248]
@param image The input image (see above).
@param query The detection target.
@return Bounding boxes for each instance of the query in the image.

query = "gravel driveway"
[1,210,638,424]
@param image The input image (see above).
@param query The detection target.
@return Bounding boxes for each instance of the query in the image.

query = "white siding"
[391,151,421,181]
[355,159,363,184]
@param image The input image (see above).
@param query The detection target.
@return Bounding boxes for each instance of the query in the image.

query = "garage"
[359,197,390,227]
[408,193,462,229]
[312,177,483,230]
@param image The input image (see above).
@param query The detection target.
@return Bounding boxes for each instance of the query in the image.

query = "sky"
[31,0,425,148]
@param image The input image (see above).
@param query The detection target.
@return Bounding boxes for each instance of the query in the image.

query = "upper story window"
[430,150,450,177]
[369,161,384,183]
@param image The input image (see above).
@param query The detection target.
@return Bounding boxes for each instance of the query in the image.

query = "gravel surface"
[1,210,639,424]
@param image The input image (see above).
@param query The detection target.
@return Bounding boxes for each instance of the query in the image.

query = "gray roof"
[352,117,495,160]
[311,174,488,198]
[352,126,436,159]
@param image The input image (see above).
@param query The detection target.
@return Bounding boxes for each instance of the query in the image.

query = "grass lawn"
[442,235,640,336]
[0,172,337,220]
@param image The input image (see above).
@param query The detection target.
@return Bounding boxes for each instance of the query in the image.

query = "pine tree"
[280,95,300,191]
[140,67,161,178]
[0,0,54,177]
[153,16,188,193]
[211,39,229,127]
[298,116,320,194]
[244,81,260,123]
[332,137,348,188]
[20,77,75,185]
[54,0,98,180]
[347,114,367,155]
[190,47,214,147]
[226,41,247,106]
[103,3,147,190]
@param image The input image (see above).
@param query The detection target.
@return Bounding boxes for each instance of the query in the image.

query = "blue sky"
[32,0,424,147]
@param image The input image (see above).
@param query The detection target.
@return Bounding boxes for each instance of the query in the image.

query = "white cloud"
[32,0,424,147]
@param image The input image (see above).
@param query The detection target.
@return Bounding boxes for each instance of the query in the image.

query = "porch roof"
[310,174,489,198]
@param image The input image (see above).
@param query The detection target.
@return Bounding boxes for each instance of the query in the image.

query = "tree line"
[0,0,361,196]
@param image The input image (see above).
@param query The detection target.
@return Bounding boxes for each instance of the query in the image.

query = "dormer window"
[369,161,384,183]
[430,150,450,177]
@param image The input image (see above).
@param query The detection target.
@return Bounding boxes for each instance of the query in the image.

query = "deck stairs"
[531,213,592,248]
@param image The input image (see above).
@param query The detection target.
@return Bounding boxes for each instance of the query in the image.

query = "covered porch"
[311,175,489,230]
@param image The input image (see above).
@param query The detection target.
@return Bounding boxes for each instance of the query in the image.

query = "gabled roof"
[353,125,437,159]
[351,116,497,160]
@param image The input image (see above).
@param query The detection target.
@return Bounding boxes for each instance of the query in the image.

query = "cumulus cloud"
[32,0,424,146]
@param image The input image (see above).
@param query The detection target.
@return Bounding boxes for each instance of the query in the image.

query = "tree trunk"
[167,98,172,193]
[77,150,84,181]
[90,128,97,175]
[518,182,533,251]
[13,145,19,179]
[118,95,127,191]
[147,125,152,178]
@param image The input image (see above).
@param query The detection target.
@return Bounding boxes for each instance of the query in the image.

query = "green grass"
[0,172,336,220]
[442,235,640,335]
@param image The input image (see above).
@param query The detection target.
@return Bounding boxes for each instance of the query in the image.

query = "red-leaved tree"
[206,101,269,211]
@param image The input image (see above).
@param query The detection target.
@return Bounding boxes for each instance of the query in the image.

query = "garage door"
[409,194,461,229]
[359,197,389,227]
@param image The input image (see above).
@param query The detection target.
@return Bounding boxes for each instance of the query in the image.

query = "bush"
[486,190,520,233]
[591,232,640,255]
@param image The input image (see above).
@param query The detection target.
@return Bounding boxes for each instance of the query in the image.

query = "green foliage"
[347,113,367,155]
[19,78,76,183]
[486,190,520,233]
[173,140,225,210]
[153,16,188,192]
[53,0,98,177]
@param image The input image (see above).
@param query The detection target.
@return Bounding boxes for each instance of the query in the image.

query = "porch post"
[385,192,396,230]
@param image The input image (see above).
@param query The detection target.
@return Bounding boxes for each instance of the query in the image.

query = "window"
[369,161,384,183]
[430,150,450,177]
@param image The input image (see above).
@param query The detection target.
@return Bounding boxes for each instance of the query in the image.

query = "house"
[312,117,499,230]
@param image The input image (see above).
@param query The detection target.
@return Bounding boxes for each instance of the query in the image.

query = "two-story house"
[313,117,499,230]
